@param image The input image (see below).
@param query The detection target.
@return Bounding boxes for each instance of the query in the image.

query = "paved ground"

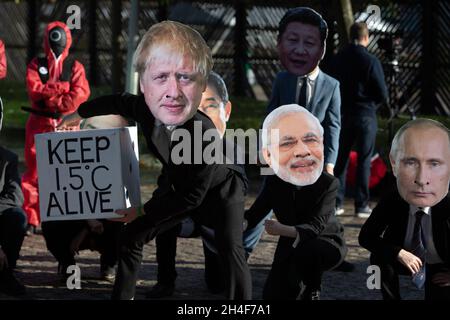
[1,188,423,301]
[0,129,423,300]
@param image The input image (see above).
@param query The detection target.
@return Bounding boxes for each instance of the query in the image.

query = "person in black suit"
[147,71,257,298]
[0,100,27,296]
[246,104,347,300]
[58,21,251,300]
[359,119,450,300]
[330,22,388,218]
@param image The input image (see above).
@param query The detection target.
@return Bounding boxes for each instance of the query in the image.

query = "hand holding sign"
[112,207,139,223]
[35,127,141,222]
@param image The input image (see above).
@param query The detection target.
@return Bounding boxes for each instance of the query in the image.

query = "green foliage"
[227,95,267,130]
[90,86,114,99]
[0,81,29,128]
[375,115,450,165]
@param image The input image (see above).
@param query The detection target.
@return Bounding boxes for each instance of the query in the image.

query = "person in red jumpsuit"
[21,21,90,234]
[0,39,6,80]
[1,39,7,119]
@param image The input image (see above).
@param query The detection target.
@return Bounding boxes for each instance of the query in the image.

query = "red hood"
[43,21,72,62]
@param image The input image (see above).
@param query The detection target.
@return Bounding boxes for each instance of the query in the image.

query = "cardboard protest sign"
[35,127,141,221]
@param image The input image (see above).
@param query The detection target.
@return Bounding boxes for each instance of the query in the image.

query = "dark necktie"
[411,210,426,289]
[411,210,426,261]
[298,77,308,108]
[151,123,171,164]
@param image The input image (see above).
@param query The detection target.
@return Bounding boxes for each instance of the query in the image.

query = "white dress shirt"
[295,67,320,109]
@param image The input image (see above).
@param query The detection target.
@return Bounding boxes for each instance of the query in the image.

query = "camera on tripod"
[377,30,414,141]
[378,31,403,72]
[378,32,403,55]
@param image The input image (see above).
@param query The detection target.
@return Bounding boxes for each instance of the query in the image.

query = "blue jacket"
[267,70,341,166]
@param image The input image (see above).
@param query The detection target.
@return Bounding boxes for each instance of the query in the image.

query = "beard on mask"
[271,155,323,187]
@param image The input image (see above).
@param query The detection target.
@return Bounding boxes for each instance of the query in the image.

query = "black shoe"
[58,263,69,274]
[145,282,175,299]
[25,224,36,236]
[203,246,225,294]
[205,272,225,294]
[299,285,321,300]
[355,205,372,218]
[0,270,26,296]
[335,206,345,216]
[333,260,355,272]
[309,289,321,300]
[57,263,72,284]
[100,265,116,282]
[206,280,225,294]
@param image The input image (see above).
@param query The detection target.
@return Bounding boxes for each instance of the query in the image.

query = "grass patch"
[0,81,29,128]
[227,95,267,130]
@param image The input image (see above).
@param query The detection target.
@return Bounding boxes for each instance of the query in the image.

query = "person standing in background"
[21,21,90,235]
[330,22,388,218]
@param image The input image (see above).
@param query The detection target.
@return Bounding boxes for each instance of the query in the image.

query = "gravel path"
[1,197,423,300]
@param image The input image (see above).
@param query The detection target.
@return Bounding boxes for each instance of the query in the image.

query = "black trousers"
[154,224,179,285]
[263,237,343,300]
[370,254,450,300]
[41,220,121,269]
[154,223,225,290]
[0,207,26,269]
[335,115,377,209]
[112,173,252,300]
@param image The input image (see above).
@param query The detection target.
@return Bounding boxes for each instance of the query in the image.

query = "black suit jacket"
[246,172,346,261]
[359,190,450,267]
[0,146,24,214]
[78,93,247,224]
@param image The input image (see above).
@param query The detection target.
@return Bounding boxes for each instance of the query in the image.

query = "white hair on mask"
[262,104,323,149]
[262,104,324,186]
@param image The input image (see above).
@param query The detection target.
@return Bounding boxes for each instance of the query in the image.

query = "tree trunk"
[339,0,354,46]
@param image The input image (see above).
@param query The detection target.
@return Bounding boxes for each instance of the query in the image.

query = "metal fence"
[0,0,448,115]
[353,0,450,116]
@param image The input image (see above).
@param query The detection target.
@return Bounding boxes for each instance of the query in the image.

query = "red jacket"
[26,21,90,120]
[346,151,387,189]
[0,40,6,79]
